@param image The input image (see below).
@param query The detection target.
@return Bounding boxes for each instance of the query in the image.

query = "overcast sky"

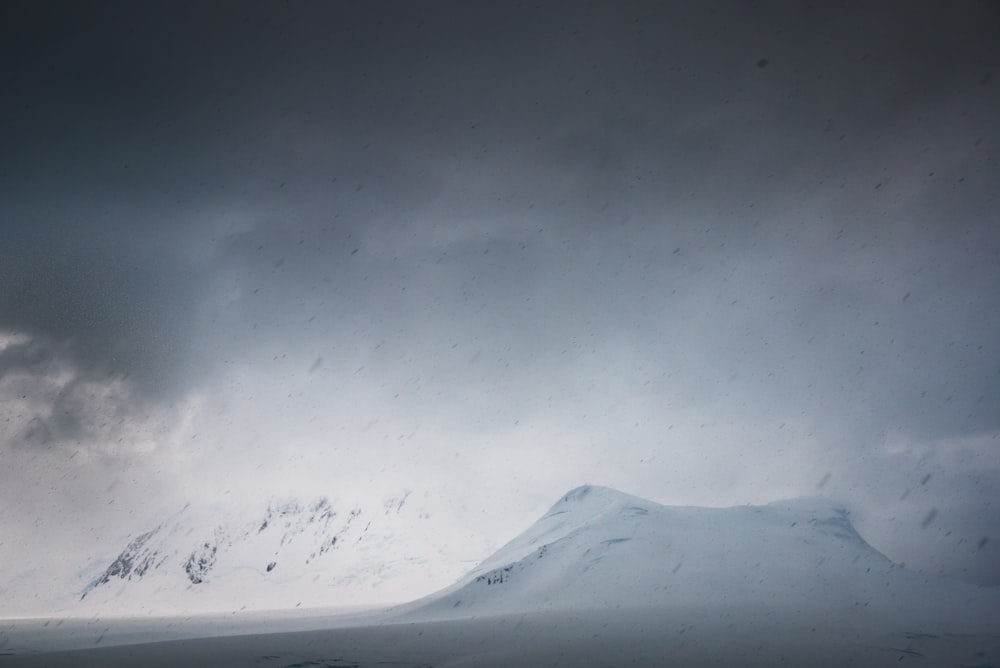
[1,0,998,608]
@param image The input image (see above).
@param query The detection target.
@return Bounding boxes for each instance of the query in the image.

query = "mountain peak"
[555,484,643,505]
[559,484,606,501]
[543,485,662,520]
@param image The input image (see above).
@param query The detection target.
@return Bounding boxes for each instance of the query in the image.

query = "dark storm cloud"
[1,0,998,590]
[0,1,433,396]
[0,219,206,396]
[5,0,996,424]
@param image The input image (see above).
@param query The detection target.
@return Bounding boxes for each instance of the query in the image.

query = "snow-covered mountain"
[61,489,485,615]
[397,485,999,634]
[3,486,998,667]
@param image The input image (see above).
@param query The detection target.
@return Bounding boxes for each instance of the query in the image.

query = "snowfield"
[2,485,997,667]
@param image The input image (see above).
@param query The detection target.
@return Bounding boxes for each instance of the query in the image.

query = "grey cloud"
[0,219,210,399]
[0,335,54,378]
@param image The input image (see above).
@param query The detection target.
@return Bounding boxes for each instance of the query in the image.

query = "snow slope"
[397,485,999,634]
[7,489,489,617]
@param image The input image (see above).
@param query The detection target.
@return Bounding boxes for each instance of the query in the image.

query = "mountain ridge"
[81,496,366,598]
[35,489,486,616]
[395,485,998,634]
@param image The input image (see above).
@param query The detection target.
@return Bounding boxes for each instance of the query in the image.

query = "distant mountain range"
[3,485,998,667]
[70,489,478,614]
[83,496,370,596]
[7,483,998,640]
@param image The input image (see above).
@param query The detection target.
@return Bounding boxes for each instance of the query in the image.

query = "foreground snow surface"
[3,607,999,667]
[2,486,998,666]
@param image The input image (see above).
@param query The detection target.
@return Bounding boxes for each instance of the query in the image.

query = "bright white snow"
[2,490,492,618]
